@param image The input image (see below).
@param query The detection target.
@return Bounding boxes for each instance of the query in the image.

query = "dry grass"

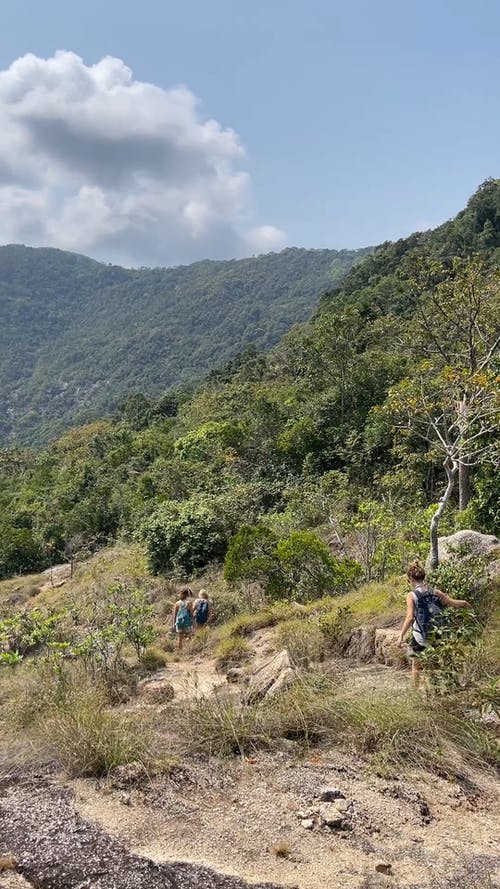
[0,659,165,777]
[214,636,252,670]
[40,688,157,777]
[276,618,325,664]
[140,645,169,671]
[170,669,499,773]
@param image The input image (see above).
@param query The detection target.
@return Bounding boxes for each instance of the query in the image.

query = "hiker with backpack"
[193,589,212,631]
[173,587,195,651]
[398,560,470,688]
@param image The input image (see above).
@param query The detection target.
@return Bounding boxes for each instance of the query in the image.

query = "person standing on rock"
[397,560,470,688]
[173,587,195,651]
[193,588,212,631]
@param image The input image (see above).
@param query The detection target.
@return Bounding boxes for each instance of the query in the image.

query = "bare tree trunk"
[429,458,457,570]
[458,461,471,510]
[457,394,471,510]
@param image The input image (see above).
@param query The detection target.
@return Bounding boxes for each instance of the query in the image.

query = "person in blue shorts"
[173,587,194,651]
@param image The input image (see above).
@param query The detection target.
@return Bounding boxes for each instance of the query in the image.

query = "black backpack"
[413,586,444,639]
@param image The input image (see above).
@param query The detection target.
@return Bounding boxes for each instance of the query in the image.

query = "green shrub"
[140,497,227,574]
[421,555,496,695]
[224,524,361,603]
[223,524,277,586]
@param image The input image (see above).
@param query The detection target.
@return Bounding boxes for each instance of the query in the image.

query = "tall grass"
[172,671,498,773]
[40,687,156,777]
[0,661,161,777]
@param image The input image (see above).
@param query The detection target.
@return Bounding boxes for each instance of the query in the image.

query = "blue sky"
[0,0,498,265]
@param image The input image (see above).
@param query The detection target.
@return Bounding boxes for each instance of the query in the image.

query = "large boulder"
[428,530,500,568]
[343,626,376,662]
[374,628,406,667]
[244,649,297,704]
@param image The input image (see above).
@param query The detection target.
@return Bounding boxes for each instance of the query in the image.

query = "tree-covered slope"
[0,181,498,582]
[0,244,370,446]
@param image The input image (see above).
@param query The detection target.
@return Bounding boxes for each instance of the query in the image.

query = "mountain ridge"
[0,243,371,446]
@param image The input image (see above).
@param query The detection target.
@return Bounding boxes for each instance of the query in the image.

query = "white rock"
[244,650,297,703]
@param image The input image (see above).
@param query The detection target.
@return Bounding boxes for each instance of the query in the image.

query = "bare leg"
[178,633,184,652]
[411,658,423,688]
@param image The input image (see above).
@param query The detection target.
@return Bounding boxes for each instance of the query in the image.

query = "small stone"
[301,818,314,830]
[319,803,344,829]
[319,787,346,802]
[332,799,350,814]
[375,863,393,875]
[296,809,313,820]
[0,853,17,871]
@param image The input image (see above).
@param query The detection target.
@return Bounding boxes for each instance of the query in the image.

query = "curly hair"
[407,560,426,582]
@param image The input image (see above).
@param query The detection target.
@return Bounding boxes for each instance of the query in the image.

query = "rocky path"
[0,779,283,889]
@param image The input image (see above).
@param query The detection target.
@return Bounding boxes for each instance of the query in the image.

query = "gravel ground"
[71,751,500,889]
[0,779,284,889]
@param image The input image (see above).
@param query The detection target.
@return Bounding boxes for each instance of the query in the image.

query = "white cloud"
[0,51,286,266]
[245,224,287,254]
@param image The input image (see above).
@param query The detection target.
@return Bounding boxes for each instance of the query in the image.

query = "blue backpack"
[176,602,192,631]
[413,586,444,640]
[195,599,209,625]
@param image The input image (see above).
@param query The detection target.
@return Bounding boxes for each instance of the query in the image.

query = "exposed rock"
[318,803,344,829]
[38,562,72,593]
[137,677,175,704]
[226,667,247,684]
[269,738,300,755]
[319,787,346,802]
[375,862,393,875]
[301,818,314,830]
[374,629,406,667]
[109,762,150,789]
[0,783,283,889]
[331,799,350,814]
[428,530,500,568]
[343,626,376,662]
[244,650,297,704]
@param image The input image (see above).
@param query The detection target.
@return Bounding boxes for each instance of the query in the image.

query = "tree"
[385,362,499,568]
[140,497,227,574]
[409,257,500,509]
[224,525,361,602]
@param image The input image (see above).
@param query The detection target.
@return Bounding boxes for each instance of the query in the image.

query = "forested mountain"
[0,180,499,580]
[0,244,370,446]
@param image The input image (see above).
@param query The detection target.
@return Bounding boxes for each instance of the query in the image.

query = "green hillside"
[0,180,498,581]
[0,244,370,446]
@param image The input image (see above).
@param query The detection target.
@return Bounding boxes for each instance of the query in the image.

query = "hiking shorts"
[408,636,426,656]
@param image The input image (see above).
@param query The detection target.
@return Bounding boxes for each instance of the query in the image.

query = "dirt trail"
[0,781,283,889]
[3,630,498,889]
[80,635,499,889]
[72,751,499,889]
